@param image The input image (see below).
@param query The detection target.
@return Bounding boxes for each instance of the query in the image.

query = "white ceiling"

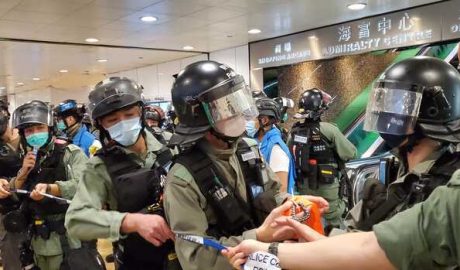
[0,0,443,94]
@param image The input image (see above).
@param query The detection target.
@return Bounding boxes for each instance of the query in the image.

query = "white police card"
[243,251,281,270]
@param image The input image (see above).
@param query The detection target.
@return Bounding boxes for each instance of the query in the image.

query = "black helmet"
[256,98,281,120]
[12,100,53,130]
[88,77,144,122]
[364,56,460,144]
[296,88,332,120]
[145,105,165,122]
[273,96,294,123]
[170,60,258,145]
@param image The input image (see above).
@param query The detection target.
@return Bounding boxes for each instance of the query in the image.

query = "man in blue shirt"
[55,99,100,157]
[246,97,296,194]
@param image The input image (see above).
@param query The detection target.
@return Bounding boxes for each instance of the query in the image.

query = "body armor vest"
[176,140,276,238]
[291,121,339,190]
[26,143,68,217]
[0,141,22,178]
[357,150,460,231]
[97,145,174,268]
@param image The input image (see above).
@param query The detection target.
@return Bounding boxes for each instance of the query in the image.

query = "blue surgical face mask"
[245,120,258,138]
[57,120,66,131]
[106,117,142,146]
[26,132,50,149]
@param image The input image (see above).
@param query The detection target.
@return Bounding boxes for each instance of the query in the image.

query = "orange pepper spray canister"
[282,196,325,235]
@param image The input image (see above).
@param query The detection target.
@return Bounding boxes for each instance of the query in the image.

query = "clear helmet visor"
[363,81,423,135]
[199,78,259,137]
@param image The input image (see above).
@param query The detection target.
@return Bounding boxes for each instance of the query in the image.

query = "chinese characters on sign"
[250,0,459,69]
[326,12,433,56]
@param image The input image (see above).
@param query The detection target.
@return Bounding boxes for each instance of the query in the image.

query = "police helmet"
[364,56,460,144]
[274,96,294,123]
[88,77,144,122]
[296,88,332,120]
[145,105,165,122]
[170,61,258,145]
[256,98,281,121]
[12,100,53,130]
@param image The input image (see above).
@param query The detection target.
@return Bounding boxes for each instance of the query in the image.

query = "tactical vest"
[0,141,23,213]
[26,143,68,217]
[357,150,460,231]
[0,141,22,178]
[97,145,175,269]
[290,121,339,190]
[175,140,276,238]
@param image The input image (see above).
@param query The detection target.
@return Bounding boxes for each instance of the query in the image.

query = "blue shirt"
[259,126,296,194]
[72,125,96,157]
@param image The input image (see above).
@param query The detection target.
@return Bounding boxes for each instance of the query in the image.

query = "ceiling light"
[248,28,262,34]
[32,77,40,81]
[308,35,318,40]
[59,69,69,73]
[0,86,5,90]
[347,2,367,10]
[97,59,108,63]
[140,16,158,23]
[85,37,99,43]
[183,45,194,50]
[16,82,24,86]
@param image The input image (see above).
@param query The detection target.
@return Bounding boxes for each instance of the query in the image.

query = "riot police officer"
[289,88,357,228]
[65,77,176,270]
[273,96,294,142]
[0,100,24,270]
[347,56,460,231]
[144,105,173,144]
[245,97,296,194]
[163,61,328,270]
[223,56,460,270]
[0,100,91,270]
[55,99,101,157]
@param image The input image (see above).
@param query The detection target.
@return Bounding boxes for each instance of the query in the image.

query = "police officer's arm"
[224,231,395,270]
[65,160,127,242]
[321,122,357,161]
[54,145,88,199]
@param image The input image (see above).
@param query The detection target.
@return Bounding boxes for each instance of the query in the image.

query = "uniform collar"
[198,138,239,161]
[394,147,447,184]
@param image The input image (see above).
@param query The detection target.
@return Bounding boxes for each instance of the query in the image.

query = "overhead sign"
[250,0,460,69]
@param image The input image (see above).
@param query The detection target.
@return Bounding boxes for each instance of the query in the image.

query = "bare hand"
[273,217,327,242]
[222,240,269,269]
[30,183,47,201]
[256,200,296,242]
[18,151,36,179]
[135,214,175,247]
[0,178,11,199]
